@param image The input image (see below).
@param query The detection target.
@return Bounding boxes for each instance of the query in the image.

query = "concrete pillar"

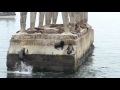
[74,12,81,27]
[20,12,27,32]
[45,12,52,27]
[51,12,58,24]
[84,12,88,23]
[62,12,70,33]
[30,12,37,31]
[69,12,75,31]
[80,12,84,24]
[38,12,45,28]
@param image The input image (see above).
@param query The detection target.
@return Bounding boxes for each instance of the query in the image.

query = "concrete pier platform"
[7,27,94,72]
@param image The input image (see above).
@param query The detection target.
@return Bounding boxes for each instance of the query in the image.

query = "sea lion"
[16,31,20,33]
[66,43,74,54]
[18,48,28,61]
[54,41,65,50]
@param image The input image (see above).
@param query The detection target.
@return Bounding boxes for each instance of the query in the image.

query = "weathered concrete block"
[7,28,94,72]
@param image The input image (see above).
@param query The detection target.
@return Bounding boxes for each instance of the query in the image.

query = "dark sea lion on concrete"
[16,31,20,33]
[57,27,64,34]
[50,24,64,27]
[26,28,41,34]
[54,41,65,50]
[70,23,81,34]
[18,48,27,61]
[80,24,86,29]
[50,24,57,27]
[34,27,41,31]
[66,43,74,54]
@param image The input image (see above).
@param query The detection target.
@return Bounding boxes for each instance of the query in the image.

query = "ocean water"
[0,12,120,78]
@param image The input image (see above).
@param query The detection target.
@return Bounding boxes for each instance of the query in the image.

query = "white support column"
[30,12,37,31]
[45,12,52,27]
[20,12,27,32]
[51,12,58,24]
[69,12,75,31]
[62,12,71,34]
[80,12,84,25]
[38,12,45,28]
[74,12,81,27]
[84,12,91,27]
[84,12,88,23]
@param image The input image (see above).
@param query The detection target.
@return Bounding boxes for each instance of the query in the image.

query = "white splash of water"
[13,61,33,74]
[20,61,33,73]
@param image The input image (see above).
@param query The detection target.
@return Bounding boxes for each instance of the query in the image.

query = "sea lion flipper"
[72,47,74,51]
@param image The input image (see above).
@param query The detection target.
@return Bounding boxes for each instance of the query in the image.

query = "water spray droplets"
[19,61,33,72]
[14,61,33,74]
